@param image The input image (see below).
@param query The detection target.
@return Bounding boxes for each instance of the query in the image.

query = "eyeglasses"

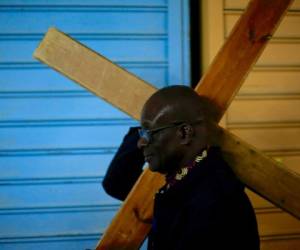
[138,119,204,143]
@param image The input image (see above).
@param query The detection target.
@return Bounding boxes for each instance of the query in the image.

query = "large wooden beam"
[33,0,298,249]
[34,27,156,121]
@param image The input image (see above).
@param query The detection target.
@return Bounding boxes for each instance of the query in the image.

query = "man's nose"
[137,136,149,149]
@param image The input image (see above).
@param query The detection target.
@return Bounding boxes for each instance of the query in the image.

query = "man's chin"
[148,164,167,174]
[148,163,161,172]
[148,164,158,172]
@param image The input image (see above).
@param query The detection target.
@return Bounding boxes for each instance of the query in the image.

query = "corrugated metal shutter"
[0,0,190,249]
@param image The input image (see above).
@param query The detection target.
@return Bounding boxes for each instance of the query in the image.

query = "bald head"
[141,85,220,124]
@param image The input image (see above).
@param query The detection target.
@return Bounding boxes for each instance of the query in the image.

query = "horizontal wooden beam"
[34,28,162,249]
[34,28,156,121]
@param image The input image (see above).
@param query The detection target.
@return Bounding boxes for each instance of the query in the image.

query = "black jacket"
[102,127,144,201]
[149,147,260,250]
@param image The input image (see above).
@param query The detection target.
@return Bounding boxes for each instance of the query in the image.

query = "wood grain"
[196,0,293,119]
[219,127,300,220]
[34,28,156,121]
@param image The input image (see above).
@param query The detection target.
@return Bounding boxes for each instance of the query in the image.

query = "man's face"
[138,102,182,174]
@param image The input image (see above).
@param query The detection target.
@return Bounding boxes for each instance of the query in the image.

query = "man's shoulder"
[207,146,243,190]
[186,147,245,202]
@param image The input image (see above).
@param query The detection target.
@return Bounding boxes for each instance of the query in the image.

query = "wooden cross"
[33,0,300,249]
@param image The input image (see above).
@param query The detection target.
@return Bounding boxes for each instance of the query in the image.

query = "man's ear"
[177,124,194,145]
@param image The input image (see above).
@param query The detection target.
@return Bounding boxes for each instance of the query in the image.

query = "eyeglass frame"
[138,119,204,143]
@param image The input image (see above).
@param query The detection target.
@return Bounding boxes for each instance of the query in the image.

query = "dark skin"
[137,86,219,176]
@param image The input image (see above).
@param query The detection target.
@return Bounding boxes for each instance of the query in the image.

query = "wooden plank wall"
[201,0,300,249]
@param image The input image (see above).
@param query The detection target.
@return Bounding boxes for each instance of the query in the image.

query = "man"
[103,85,260,250]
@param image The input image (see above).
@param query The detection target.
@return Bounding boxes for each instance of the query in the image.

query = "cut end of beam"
[33,27,157,120]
